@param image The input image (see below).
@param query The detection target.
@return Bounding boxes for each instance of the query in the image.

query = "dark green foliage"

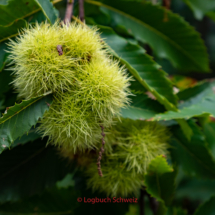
[182,0,215,20]
[171,121,215,179]
[100,26,177,106]
[194,195,215,215]
[145,156,177,214]
[86,0,210,72]
[1,0,215,214]
[0,138,73,203]
[121,94,165,120]
[0,94,52,153]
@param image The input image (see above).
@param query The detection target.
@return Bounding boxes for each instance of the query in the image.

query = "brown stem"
[64,0,74,25]
[79,0,85,22]
[146,193,159,214]
[97,125,105,177]
[139,188,145,215]
[162,0,171,9]
[162,0,171,22]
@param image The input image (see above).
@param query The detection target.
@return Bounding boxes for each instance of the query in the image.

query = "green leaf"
[0,70,13,97]
[0,0,59,70]
[0,170,129,214]
[0,19,27,42]
[153,93,215,121]
[0,139,73,203]
[182,0,215,20]
[177,81,210,103]
[171,75,197,91]
[207,11,215,22]
[0,0,58,42]
[0,1,8,5]
[0,167,130,214]
[99,26,177,108]
[0,94,52,153]
[194,195,215,215]
[176,119,193,141]
[121,94,165,120]
[0,42,9,71]
[1,92,17,113]
[121,106,157,121]
[35,0,58,24]
[12,128,40,148]
[86,0,209,72]
[0,9,57,43]
[153,81,215,120]
[145,155,177,215]
[0,100,4,111]
[99,25,192,139]
[176,177,215,202]
[203,122,215,157]
[0,0,57,27]
[171,121,215,179]
[56,174,75,189]
[167,207,187,215]
[0,186,78,214]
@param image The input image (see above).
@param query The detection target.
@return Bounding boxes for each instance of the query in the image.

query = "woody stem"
[97,125,105,177]
[64,0,74,25]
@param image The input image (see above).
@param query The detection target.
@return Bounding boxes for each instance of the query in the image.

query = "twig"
[79,0,85,22]
[97,125,105,177]
[64,0,75,25]
[162,0,171,22]
[163,0,171,9]
[139,188,145,215]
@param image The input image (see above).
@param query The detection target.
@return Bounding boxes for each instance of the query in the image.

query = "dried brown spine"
[97,125,105,177]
